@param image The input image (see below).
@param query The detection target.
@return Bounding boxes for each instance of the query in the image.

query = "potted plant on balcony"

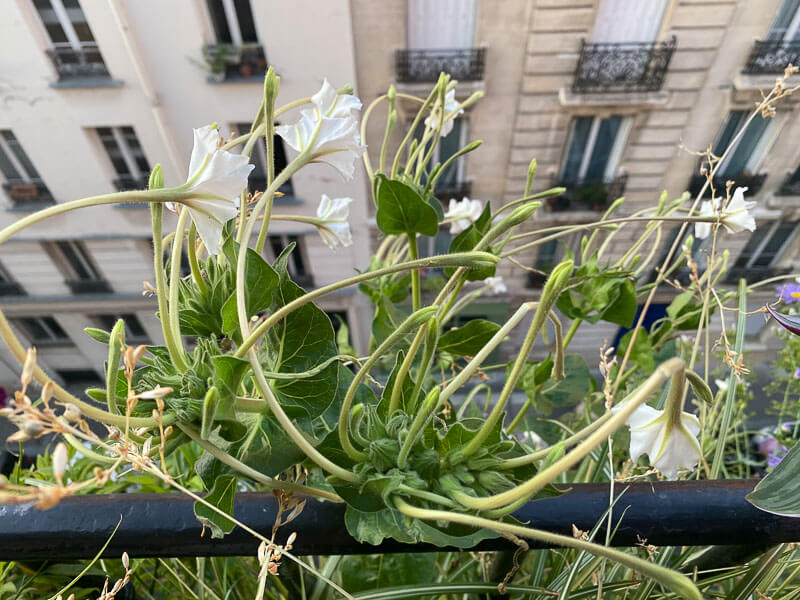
[1,66,799,600]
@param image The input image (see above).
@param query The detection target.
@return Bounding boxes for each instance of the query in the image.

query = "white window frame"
[96,127,147,180]
[717,114,781,176]
[52,240,103,282]
[0,132,36,182]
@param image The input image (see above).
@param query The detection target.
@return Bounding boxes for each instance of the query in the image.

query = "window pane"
[767,0,800,40]
[62,0,96,42]
[96,128,130,176]
[733,227,770,268]
[0,136,21,180]
[437,119,463,186]
[207,0,233,44]
[33,0,70,43]
[711,111,746,159]
[234,0,258,42]
[720,114,770,177]
[584,116,622,182]
[2,131,41,179]
[42,316,68,339]
[18,318,49,341]
[753,222,796,267]
[287,235,307,276]
[122,314,148,339]
[561,117,592,182]
[56,241,99,280]
[121,127,150,173]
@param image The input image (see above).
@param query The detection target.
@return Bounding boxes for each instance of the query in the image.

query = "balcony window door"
[33,0,109,80]
[713,112,771,177]
[207,0,258,45]
[0,131,53,206]
[96,127,150,191]
[767,0,800,41]
[561,116,630,185]
[407,0,476,49]
[727,221,798,282]
[591,0,667,43]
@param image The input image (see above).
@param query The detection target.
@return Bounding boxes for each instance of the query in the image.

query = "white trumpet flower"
[694,187,756,240]
[444,197,483,234]
[316,195,353,250]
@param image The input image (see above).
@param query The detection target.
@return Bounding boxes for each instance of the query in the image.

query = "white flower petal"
[694,200,716,240]
[444,197,483,234]
[721,186,756,234]
[483,276,507,295]
[316,195,353,250]
[424,89,464,137]
[312,78,361,118]
[189,125,221,180]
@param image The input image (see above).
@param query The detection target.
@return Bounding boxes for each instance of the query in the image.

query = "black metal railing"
[395,47,486,83]
[572,36,676,93]
[113,174,151,192]
[45,41,110,81]
[743,40,800,74]
[548,174,628,212]
[687,172,768,197]
[65,279,112,294]
[203,44,267,81]
[434,180,472,201]
[2,179,54,206]
[777,171,800,196]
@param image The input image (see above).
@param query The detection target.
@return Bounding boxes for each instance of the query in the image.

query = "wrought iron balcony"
[45,42,110,81]
[572,36,676,93]
[113,174,151,192]
[743,40,800,75]
[395,47,486,83]
[2,179,54,206]
[548,174,628,212]
[65,279,112,294]
[203,44,267,82]
[687,172,767,198]
[433,180,472,201]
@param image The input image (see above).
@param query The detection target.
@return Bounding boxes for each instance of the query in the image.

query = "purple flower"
[768,445,788,468]
[794,368,800,379]
[777,283,800,303]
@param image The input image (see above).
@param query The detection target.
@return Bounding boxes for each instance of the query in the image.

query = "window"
[266,235,311,287]
[411,118,471,199]
[46,240,111,294]
[235,124,293,198]
[727,221,798,282]
[0,262,24,296]
[56,369,103,388]
[527,232,581,288]
[560,116,631,185]
[710,112,774,179]
[95,127,150,191]
[156,242,191,279]
[207,0,258,45]
[0,131,53,206]
[767,0,800,41]
[93,314,150,344]
[204,1,265,81]
[33,0,110,81]
[14,317,71,346]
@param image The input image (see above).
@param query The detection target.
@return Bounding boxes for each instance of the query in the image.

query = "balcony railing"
[572,36,676,93]
[395,47,486,83]
[66,279,112,294]
[548,174,628,212]
[687,172,767,198]
[2,179,54,206]
[433,180,472,201]
[45,42,110,81]
[113,174,151,192]
[203,44,267,82]
[743,40,800,75]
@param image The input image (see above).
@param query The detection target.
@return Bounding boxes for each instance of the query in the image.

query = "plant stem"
[187,222,209,296]
[407,233,421,311]
[168,207,190,367]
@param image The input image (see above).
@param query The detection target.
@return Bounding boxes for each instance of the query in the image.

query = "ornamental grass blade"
[765,303,800,336]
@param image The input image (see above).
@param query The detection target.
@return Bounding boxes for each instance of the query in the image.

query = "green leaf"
[539,355,591,407]
[375,175,439,236]
[220,246,279,341]
[438,319,501,356]
[746,442,800,516]
[193,474,237,539]
[445,203,495,281]
[600,279,637,327]
[210,355,250,422]
[617,328,654,373]
[341,553,437,595]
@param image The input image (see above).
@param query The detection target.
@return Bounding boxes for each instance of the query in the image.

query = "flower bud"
[148,164,164,190]
[52,442,68,485]
[22,420,43,437]
[21,348,36,391]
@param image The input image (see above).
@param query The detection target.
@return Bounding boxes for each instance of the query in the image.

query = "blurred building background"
[1,0,799,397]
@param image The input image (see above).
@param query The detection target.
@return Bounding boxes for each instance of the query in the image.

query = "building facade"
[0,0,373,393]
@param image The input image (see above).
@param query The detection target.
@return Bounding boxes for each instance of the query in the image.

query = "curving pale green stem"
[338,307,437,462]
[234,252,498,358]
[393,498,702,600]
[397,388,439,469]
[255,67,279,254]
[168,207,191,367]
[391,83,440,178]
[408,320,439,414]
[152,203,189,372]
[178,424,342,501]
[387,325,427,415]
[454,261,573,462]
[407,233,421,311]
[450,357,684,512]
[187,222,208,296]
